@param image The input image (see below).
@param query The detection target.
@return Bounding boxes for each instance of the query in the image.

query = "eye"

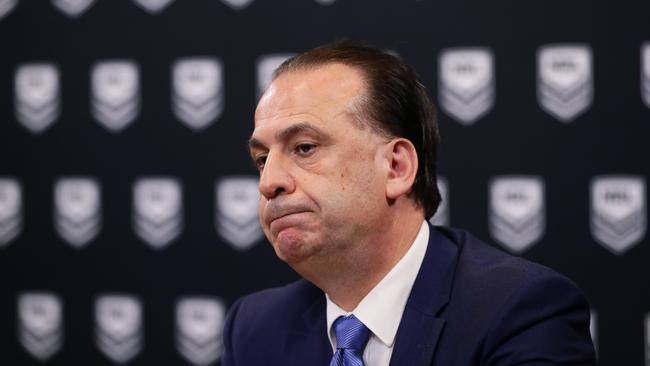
[295,143,316,156]
[253,155,267,171]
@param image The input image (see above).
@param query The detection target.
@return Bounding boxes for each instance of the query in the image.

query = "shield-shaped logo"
[95,295,143,364]
[429,176,449,226]
[17,292,64,361]
[91,60,140,132]
[641,42,650,109]
[489,176,545,254]
[256,54,295,98]
[215,177,262,251]
[172,57,224,131]
[132,0,174,14]
[0,177,22,248]
[220,0,253,10]
[15,63,60,134]
[176,297,226,366]
[0,0,18,20]
[54,177,101,248]
[133,177,183,249]
[537,44,593,122]
[438,48,495,125]
[51,0,95,18]
[590,176,646,255]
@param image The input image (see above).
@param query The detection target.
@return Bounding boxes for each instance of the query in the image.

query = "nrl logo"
[488,176,545,254]
[172,57,224,131]
[215,176,263,251]
[429,176,449,226]
[590,176,646,255]
[256,54,295,98]
[176,297,226,366]
[18,292,64,361]
[537,44,593,122]
[95,294,144,364]
[54,177,101,248]
[220,0,254,10]
[641,42,650,109]
[438,47,495,125]
[91,60,140,132]
[0,0,18,21]
[0,177,22,248]
[15,63,60,134]
[132,0,174,14]
[51,0,96,18]
[133,177,183,249]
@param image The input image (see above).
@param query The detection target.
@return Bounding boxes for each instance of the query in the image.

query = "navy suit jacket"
[222,225,596,365]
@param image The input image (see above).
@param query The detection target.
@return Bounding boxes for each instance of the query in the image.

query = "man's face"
[249,63,390,267]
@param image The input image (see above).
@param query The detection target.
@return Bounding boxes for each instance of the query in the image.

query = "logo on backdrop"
[489,176,545,254]
[215,176,262,251]
[95,295,143,364]
[438,47,495,125]
[220,0,253,10]
[54,177,101,248]
[0,0,18,20]
[91,60,140,132]
[176,297,226,366]
[132,0,174,14]
[429,176,449,226]
[256,54,295,98]
[590,176,647,255]
[641,42,650,109]
[0,178,22,248]
[172,57,224,131]
[51,0,96,17]
[133,177,183,249]
[15,63,60,134]
[537,44,593,122]
[18,292,64,361]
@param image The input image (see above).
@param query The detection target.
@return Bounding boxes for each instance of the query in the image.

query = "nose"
[258,152,295,200]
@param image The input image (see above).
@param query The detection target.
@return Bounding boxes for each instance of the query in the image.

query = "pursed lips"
[264,203,313,228]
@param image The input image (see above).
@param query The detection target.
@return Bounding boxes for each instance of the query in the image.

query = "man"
[222,41,596,366]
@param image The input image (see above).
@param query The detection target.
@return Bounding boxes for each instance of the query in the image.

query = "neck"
[297,205,425,312]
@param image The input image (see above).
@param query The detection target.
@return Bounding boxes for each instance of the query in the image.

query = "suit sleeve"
[221,297,243,366]
[482,271,597,366]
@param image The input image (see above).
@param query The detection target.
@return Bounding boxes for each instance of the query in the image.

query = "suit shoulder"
[227,278,321,330]
[437,227,585,308]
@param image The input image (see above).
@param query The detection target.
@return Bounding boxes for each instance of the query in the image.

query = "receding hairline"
[270,61,394,139]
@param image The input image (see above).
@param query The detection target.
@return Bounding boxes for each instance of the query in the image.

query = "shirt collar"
[326,221,430,348]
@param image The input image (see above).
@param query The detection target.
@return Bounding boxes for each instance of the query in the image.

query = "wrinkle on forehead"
[254,63,367,125]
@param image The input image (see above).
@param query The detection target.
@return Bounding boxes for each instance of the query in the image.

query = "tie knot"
[332,315,370,351]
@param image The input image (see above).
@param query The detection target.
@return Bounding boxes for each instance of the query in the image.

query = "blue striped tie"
[329,315,370,366]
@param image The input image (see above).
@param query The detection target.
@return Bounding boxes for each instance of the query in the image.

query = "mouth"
[267,210,312,236]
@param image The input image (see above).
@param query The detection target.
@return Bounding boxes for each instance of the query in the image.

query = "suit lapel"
[285,285,332,366]
[389,225,459,366]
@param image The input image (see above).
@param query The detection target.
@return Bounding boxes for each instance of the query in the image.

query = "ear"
[385,138,418,200]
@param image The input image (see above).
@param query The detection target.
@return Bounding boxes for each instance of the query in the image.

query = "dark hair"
[273,40,441,218]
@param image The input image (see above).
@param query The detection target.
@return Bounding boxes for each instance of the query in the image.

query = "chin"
[273,231,319,265]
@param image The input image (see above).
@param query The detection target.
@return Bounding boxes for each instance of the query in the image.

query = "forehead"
[254,63,366,130]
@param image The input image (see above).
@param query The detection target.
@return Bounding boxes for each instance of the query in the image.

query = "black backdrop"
[1,1,649,365]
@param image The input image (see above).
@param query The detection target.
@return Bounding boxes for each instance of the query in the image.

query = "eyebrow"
[248,122,329,153]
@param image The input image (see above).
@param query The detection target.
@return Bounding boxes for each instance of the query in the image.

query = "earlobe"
[385,138,418,200]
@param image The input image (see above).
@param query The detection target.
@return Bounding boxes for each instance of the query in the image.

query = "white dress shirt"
[326,221,430,366]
